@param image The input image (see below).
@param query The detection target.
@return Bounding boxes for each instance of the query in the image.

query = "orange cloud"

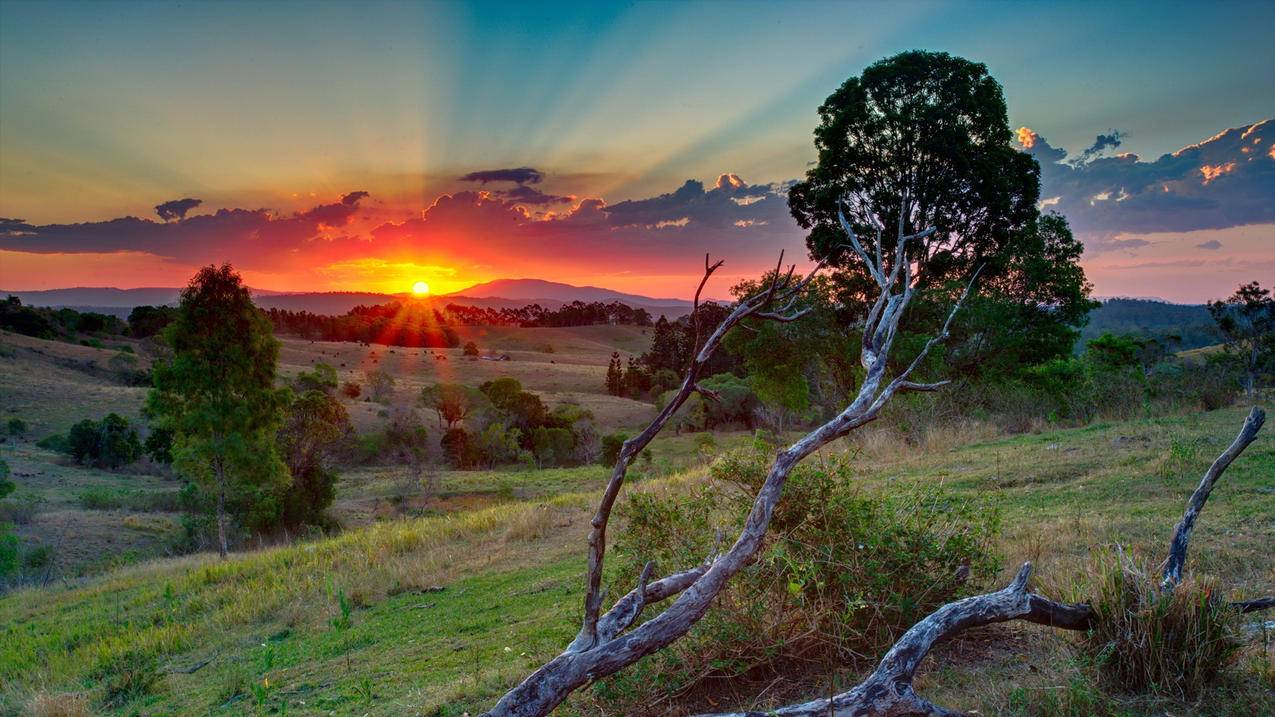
[1199,162,1236,184]
[1016,127,1038,149]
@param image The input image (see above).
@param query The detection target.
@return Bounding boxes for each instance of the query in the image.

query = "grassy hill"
[2,406,1271,716]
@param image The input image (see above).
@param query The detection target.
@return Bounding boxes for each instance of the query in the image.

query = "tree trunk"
[214,457,229,559]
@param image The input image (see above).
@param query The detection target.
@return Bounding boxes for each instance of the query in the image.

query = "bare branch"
[1162,406,1266,590]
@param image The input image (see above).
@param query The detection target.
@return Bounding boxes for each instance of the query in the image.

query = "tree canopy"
[147,263,289,557]
[788,50,1094,377]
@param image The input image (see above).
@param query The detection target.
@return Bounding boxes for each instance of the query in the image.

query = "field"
[1,327,1273,716]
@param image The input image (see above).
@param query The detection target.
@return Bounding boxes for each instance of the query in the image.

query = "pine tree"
[605,352,624,396]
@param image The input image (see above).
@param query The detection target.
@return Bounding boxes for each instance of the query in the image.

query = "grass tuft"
[1083,550,1242,699]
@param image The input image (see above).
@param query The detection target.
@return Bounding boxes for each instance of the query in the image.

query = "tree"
[277,389,351,527]
[127,305,178,338]
[365,368,396,404]
[463,341,480,357]
[147,264,289,558]
[294,363,338,394]
[421,383,484,429]
[0,457,17,579]
[605,352,624,396]
[67,414,142,469]
[788,50,1093,379]
[385,408,433,496]
[1208,281,1274,395]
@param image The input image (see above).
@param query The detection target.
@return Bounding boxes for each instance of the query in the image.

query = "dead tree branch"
[1162,406,1266,590]
[482,194,981,717]
[698,406,1271,717]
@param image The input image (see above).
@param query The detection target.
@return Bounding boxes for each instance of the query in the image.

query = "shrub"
[463,341,480,356]
[604,448,1001,704]
[340,381,362,399]
[36,432,72,454]
[600,432,628,466]
[1081,552,1241,699]
[78,488,123,510]
[294,362,338,394]
[6,417,26,436]
[67,413,142,468]
[144,426,174,464]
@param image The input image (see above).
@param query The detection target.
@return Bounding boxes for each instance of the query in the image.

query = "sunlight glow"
[412,280,431,295]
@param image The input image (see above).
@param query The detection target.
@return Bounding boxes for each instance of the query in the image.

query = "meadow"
[1,317,1271,715]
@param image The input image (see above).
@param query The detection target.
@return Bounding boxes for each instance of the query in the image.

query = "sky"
[0,0,1272,302]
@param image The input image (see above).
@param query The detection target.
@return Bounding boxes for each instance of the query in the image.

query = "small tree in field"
[463,341,480,357]
[147,264,288,558]
[1208,281,1274,395]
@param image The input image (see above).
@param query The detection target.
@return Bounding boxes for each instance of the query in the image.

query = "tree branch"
[1162,406,1266,590]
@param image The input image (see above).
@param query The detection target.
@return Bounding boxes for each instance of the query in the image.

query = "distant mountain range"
[2,280,696,319]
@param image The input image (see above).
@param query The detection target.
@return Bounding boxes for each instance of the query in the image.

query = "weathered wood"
[696,407,1272,717]
[1162,406,1266,590]
[482,201,981,717]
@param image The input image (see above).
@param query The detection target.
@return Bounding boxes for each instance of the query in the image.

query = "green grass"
[3,406,1271,715]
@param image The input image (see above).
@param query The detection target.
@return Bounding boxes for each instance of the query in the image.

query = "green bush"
[78,488,123,510]
[68,413,142,468]
[36,432,72,454]
[603,448,1000,705]
[599,432,628,466]
[6,418,26,436]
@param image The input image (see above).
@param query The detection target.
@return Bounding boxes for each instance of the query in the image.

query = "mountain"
[4,279,697,318]
[447,278,694,308]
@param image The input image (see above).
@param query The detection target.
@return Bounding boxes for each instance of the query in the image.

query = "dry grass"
[24,691,91,717]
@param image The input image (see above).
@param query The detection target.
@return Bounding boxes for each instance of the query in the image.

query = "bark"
[697,407,1272,717]
[1162,406,1265,590]
[483,191,983,717]
[214,457,229,559]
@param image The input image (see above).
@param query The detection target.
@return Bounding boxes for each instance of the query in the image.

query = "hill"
[1,406,1270,715]
[1080,298,1220,350]
[447,278,694,308]
[4,280,697,318]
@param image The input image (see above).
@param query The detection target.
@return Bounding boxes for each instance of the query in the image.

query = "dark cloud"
[1073,131,1125,164]
[498,185,573,205]
[1022,119,1275,251]
[0,193,371,268]
[1196,239,1223,250]
[154,197,202,222]
[458,167,544,185]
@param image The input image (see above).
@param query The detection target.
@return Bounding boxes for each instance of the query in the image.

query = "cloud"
[1074,130,1124,164]
[1196,239,1223,250]
[498,185,573,205]
[458,167,545,185]
[1018,119,1275,251]
[0,193,371,268]
[154,197,202,222]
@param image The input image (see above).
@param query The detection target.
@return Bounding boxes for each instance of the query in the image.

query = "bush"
[340,381,362,399]
[6,417,26,436]
[36,433,72,454]
[68,413,142,468]
[1081,553,1241,699]
[294,363,338,394]
[604,447,1000,704]
[463,341,480,356]
[600,432,628,466]
[78,488,123,510]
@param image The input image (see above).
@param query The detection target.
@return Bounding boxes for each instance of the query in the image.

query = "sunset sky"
[1,0,1272,302]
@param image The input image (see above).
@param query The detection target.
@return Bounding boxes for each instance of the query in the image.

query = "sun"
[412,280,430,296]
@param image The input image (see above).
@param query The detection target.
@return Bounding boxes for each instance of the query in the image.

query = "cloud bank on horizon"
[1,121,1271,301]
